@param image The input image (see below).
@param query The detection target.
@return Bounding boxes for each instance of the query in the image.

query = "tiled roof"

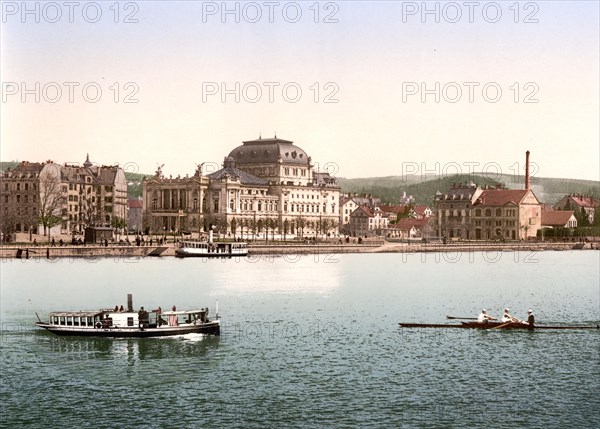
[414,205,430,215]
[351,206,374,217]
[473,190,529,206]
[570,195,599,208]
[542,210,575,227]
[393,218,430,231]
[128,199,143,209]
[207,167,268,186]
[379,205,406,214]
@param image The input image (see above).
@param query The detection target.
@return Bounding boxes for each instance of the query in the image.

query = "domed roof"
[227,137,310,166]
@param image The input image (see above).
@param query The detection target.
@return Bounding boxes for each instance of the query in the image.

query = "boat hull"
[175,249,248,258]
[36,321,220,338]
[399,322,599,330]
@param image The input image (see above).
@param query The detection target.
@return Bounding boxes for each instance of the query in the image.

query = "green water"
[1,251,598,428]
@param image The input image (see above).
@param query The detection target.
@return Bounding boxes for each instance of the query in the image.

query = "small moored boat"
[36,294,220,337]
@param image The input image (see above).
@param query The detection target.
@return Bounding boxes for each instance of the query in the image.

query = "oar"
[446,316,478,320]
[490,321,519,330]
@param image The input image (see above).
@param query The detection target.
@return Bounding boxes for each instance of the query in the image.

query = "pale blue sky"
[1,1,598,181]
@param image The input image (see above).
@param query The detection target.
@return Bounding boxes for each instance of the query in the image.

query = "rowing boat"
[399,321,599,330]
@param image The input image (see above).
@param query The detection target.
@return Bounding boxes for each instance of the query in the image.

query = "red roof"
[393,218,430,231]
[128,199,143,209]
[413,205,430,215]
[379,205,406,215]
[473,190,529,206]
[569,195,599,208]
[542,210,575,227]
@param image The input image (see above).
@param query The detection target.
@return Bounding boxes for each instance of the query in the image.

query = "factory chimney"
[525,150,530,191]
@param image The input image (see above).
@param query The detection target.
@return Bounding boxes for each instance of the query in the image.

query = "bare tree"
[38,168,63,238]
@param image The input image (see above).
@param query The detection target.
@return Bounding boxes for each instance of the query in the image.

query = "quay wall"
[0,241,596,259]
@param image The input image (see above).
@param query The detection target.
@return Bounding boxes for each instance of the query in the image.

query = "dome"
[227,137,310,166]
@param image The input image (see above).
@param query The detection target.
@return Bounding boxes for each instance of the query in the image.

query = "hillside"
[338,174,599,205]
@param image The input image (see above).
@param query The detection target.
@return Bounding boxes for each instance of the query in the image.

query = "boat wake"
[166,332,208,342]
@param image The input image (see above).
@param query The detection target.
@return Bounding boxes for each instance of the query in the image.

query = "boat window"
[53,316,59,325]
[60,316,65,325]
[87,317,93,326]
[80,317,86,327]
[73,317,80,326]
[66,317,73,326]
[127,317,134,327]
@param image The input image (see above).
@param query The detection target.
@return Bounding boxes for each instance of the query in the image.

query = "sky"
[1,1,599,182]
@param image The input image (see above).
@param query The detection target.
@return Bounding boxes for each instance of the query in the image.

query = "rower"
[502,308,519,323]
[477,309,497,323]
[526,309,535,328]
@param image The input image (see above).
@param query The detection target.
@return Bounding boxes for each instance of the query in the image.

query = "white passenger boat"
[175,240,248,258]
[35,295,220,337]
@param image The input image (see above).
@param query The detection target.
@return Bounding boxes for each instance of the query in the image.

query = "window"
[16,195,20,203]
[496,208,502,217]
[485,209,491,217]
[16,183,20,190]
[24,183,29,191]
[475,209,481,217]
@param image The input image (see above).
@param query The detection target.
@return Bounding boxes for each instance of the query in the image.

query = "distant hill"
[338,173,600,205]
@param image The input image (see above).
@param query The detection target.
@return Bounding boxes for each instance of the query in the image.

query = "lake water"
[1,251,599,428]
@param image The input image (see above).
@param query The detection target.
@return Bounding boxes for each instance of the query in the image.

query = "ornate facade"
[0,156,127,237]
[142,137,341,238]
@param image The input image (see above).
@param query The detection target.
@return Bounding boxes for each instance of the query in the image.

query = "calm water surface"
[1,251,599,428]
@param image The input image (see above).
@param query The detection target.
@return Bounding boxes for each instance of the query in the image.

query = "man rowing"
[501,308,521,323]
[477,309,497,323]
[525,309,535,329]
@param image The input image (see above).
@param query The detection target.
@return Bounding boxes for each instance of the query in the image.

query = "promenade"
[0,239,595,259]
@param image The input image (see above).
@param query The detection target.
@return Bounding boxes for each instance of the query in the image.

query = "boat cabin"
[176,240,248,257]
[46,308,210,330]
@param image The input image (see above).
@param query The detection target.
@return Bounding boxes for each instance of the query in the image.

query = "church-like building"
[142,136,341,238]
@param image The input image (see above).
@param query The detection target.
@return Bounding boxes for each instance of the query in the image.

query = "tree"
[38,168,63,237]
[230,217,238,239]
[80,192,98,230]
[111,216,127,231]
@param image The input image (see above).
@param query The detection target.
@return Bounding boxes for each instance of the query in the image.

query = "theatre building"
[142,136,341,238]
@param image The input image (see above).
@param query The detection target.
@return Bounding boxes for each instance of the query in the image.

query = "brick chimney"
[525,150,530,190]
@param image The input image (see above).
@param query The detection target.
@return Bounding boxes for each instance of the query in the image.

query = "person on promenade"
[478,309,497,323]
[501,308,520,323]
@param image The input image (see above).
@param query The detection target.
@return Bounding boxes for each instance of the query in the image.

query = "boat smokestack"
[127,294,133,312]
[525,150,530,190]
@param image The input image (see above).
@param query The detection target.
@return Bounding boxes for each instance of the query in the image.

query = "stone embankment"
[0,240,596,259]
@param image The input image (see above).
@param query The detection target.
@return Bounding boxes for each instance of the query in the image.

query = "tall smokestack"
[525,151,530,190]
